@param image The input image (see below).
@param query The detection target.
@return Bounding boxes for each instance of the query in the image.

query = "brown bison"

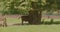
[0,15,7,27]
[18,15,30,25]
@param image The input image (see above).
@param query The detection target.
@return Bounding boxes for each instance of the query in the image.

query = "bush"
[41,19,60,25]
[8,10,20,14]
[1,11,9,15]
[41,19,45,24]
[42,21,60,25]
[1,10,29,15]
[53,21,60,24]
[50,19,54,24]
[44,21,51,25]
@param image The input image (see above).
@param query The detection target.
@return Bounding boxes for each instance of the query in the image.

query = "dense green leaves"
[0,0,60,15]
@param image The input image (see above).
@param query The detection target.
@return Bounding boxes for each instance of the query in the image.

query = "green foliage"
[1,11,9,15]
[41,19,60,25]
[8,10,20,14]
[1,10,28,15]
[44,21,50,25]
[0,0,59,15]
[54,21,60,24]
[0,0,5,2]
[50,19,54,24]
[0,0,29,15]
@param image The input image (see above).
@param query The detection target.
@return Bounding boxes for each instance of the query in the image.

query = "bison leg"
[4,23,7,27]
[3,18,7,27]
[2,22,7,27]
[2,25,4,27]
[22,20,24,25]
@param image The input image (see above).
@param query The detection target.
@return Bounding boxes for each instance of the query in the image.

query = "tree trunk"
[38,10,42,24]
[28,2,42,25]
[29,9,42,24]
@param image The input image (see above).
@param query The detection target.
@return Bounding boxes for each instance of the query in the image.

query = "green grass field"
[7,18,60,23]
[6,18,21,23]
[0,25,60,32]
[0,18,60,32]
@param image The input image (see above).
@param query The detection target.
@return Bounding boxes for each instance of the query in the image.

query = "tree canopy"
[0,0,60,15]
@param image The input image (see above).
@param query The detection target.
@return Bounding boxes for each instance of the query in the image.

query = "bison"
[18,15,30,25]
[0,15,7,27]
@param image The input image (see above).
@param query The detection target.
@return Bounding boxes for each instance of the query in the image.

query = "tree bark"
[29,9,42,24]
[28,2,42,25]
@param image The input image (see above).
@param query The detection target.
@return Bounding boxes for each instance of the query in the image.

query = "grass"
[7,18,60,23]
[6,18,60,25]
[0,18,60,32]
[6,18,22,23]
[0,25,60,32]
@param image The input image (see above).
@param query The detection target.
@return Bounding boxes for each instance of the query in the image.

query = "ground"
[0,25,60,32]
[6,15,60,25]
[0,15,60,25]
[0,15,60,32]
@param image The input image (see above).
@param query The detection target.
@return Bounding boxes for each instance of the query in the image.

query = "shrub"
[1,11,9,15]
[50,19,54,24]
[1,10,29,15]
[54,21,60,24]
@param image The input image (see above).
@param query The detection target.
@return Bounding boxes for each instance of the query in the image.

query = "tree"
[2,0,29,15]
[28,0,59,24]
[1,0,59,24]
[28,0,46,24]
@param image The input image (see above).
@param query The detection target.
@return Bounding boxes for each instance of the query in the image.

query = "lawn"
[6,18,22,23]
[0,18,60,32]
[6,18,60,25]
[7,18,60,23]
[0,25,60,32]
